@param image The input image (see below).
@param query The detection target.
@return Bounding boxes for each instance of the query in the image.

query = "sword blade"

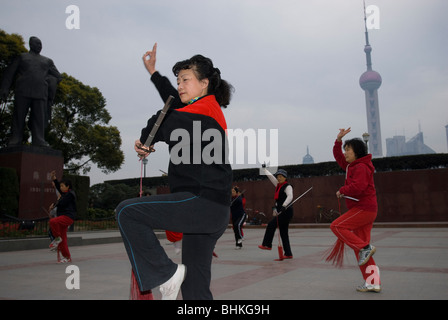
[143,95,174,148]
[343,195,359,201]
[285,186,313,210]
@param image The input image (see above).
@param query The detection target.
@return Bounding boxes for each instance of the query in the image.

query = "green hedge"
[0,167,19,216]
[63,172,90,219]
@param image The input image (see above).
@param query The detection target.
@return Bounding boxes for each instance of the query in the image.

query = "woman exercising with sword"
[325,127,381,293]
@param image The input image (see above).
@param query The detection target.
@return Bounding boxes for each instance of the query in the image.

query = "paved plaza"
[0,225,447,300]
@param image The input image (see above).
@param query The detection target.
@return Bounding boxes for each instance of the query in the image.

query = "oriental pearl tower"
[359,3,383,157]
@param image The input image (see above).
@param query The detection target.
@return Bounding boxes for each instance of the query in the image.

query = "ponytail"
[172,55,234,107]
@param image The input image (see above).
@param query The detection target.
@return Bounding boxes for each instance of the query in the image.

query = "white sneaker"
[49,237,62,251]
[58,256,71,264]
[358,245,376,266]
[159,264,186,300]
[356,282,381,293]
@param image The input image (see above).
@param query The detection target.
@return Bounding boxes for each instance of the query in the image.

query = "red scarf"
[274,181,288,200]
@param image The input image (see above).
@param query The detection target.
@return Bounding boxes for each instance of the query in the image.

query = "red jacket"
[333,140,378,211]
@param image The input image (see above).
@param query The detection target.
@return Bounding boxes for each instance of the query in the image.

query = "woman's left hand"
[134,140,155,159]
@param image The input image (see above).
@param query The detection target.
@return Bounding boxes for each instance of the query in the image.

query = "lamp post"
[142,158,148,178]
[362,132,370,153]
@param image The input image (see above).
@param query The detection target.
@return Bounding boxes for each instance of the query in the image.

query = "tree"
[0,29,124,174]
[0,30,27,144]
[47,73,124,174]
[0,30,27,78]
[0,167,19,215]
[89,182,138,210]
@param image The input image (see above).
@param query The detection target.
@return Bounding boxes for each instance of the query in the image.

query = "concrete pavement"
[0,225,447,300]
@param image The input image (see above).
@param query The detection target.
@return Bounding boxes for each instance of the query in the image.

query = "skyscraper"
[359,2,383,157]
[302,146,314,164]
[445,124,448,152]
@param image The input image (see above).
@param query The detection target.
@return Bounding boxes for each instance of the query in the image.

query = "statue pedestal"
[0,146,64,219]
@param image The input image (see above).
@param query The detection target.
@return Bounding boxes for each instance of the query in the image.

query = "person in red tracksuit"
[325,128,381,293]
[49,170,76,263]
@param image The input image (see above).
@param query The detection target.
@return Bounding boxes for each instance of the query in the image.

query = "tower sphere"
[359,70,382,91]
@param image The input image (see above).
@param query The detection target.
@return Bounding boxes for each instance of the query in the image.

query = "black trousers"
[9,96,47,145]
[231,212,247,246]
[116,192,229,300]
[261,209,293,256]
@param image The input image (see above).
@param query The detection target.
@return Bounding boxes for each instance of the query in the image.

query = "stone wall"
[228,168,448,223]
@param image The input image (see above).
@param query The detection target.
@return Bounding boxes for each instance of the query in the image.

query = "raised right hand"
[142,43,157,75]
[337,127,351,142]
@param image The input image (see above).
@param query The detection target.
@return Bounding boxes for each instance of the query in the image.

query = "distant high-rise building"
[446,124,448,152]
[302,146,314,164]
[385,135,406,157]
[386,129,436,157]
[359,2,383,157]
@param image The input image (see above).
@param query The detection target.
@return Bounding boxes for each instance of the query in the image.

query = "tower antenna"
[359,0,383,157]
[363,0,370,45]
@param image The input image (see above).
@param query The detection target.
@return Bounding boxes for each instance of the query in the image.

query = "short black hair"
[343,138,368,159]
[60,179,73,190]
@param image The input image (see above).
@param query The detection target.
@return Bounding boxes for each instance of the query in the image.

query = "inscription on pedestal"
[0,146,64,219]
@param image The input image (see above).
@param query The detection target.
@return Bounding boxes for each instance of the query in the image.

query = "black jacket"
[275,183,293,215]
[53,180,77,220]
[140,74,232,206]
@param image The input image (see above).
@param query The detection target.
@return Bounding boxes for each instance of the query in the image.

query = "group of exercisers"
[48,42,381,300]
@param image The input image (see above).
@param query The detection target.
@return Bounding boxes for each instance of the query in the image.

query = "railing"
[315,205,340,223]
[0,214,118,239]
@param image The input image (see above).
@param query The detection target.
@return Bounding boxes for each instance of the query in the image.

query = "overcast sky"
[1,0,447,185]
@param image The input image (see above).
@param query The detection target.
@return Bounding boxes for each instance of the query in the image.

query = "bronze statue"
[0,36,61,147]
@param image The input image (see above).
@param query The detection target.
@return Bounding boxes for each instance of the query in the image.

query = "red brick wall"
[233,168,448,223]
[157,168,448,223]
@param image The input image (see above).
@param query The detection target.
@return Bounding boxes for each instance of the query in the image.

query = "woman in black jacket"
[116,44,234,300]
[258,168,294,259]
[230,186,247,249]
[48,170,76,263]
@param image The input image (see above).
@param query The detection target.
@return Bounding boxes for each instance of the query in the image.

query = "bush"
[0,167,19,216]
[86,207,115,220]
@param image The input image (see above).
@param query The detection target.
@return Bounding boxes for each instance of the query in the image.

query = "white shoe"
[358,245,376,266]
[356,282,381,293]
[58,256,72,264]
[49,237,62,251]
[159,264,186,300]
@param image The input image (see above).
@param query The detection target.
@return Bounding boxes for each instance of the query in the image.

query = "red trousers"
[165,231,183,242]
[49,215,74,259]
[329,207,380,284]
